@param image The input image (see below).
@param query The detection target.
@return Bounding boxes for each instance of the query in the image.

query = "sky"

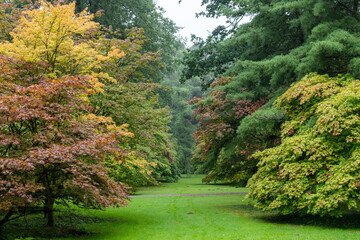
[155,0,227,44]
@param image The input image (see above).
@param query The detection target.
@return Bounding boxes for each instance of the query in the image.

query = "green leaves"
[248,74,360,216]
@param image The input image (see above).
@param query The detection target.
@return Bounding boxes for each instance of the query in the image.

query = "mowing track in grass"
[130,192,248,198]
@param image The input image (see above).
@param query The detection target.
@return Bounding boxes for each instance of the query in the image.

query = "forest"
[1,0,360,239]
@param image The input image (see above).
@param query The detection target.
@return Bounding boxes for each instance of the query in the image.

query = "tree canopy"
[184,0,360,188]
[75,0,182,76]
[248,73,360,216]
[0,0,182,227]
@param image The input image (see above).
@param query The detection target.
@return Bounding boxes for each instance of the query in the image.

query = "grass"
[134,175,248,195]
[3,175,360,239]
[63,175,359,240]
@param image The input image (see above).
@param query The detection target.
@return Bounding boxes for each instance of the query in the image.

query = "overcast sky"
[156,0,227,44]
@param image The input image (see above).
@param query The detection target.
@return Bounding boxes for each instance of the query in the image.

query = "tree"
[0,1,140,227]
[183,0,360,184]
[0,56,130,227]
[184,0,360,84]
[0,1,101,72]
[160,72,204,174]
[73,0,186,181]
[87,27,181,185]
[74,0,182,78]
[248,73,360,216]
[188,77,274,183]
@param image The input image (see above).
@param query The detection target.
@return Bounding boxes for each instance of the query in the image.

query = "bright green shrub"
[248,73,360,216]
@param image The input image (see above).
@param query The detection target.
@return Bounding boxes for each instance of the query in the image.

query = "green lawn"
[58,175,360,240]
[134,175,248,195]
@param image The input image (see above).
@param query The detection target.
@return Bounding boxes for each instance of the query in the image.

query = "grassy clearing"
[59,175,360,240]
[3,175,360,239]
[135,175,248,195]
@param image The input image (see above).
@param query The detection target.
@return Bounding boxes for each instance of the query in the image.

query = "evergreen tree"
[184,0,360,184]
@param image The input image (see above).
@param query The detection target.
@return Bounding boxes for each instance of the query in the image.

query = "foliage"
[188,77,274,184]
[1,0,180,189]
[72,0,186,182]
[89,28,180,185]
[0,0,178,227]
[0,1,100,74]
[159,72,204,174]
[185,0,360,82]
[248,74,360,216]
[0,56,130,227]
[74,0,183,77]
[183,0,360,184]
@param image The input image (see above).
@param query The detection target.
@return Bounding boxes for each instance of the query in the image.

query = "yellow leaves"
[0,0,99,69]
[87,75,105,93]
[96,55,107,61]
[95,47,125,62]
[107,123,135,138]
[82,114,134,138]
[90,72,117,85]
[108,47,126,59]
[86,113,113,124]
[91,46,126,75]
[118,151,157,176]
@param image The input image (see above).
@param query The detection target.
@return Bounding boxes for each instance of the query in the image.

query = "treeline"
[184,0,360,216]
[0,0,199,232]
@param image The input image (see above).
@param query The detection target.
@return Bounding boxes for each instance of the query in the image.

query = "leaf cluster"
[248,74,360,216]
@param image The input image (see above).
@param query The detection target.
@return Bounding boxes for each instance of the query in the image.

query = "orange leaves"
[0,57,131,216]
[82,114,135,138]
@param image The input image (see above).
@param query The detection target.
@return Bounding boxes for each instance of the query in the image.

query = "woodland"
[0,0,360,239]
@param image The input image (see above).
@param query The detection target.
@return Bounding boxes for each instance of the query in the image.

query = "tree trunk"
[44,197,55,227]
[354,0,359,15]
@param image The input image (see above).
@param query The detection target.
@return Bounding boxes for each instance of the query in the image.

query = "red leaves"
[288,128,295,136]
[189,90,267,158]
[233,99,266,119]
[210,77,232,88]
[0,56,129,216]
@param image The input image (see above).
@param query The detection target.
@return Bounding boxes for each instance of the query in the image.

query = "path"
[130,192,248,198]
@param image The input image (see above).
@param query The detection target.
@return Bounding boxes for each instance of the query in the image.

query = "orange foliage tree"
[0,56,130,227]
[0,1,134,227]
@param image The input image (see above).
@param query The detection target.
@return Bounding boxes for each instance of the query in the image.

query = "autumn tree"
[89,28,181,185]
[188,77,276,183]
[2,0,177,187]
[0,56,130,227]
[248,73,360,216]
[0,1,135,227]
[1,4,181,221]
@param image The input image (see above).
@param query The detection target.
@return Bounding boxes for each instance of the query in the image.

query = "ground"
[2,175,360,239]
[56,175,360,240]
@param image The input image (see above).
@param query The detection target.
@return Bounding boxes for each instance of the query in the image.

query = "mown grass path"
[62,175,360,240]
[130,192,248,197]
